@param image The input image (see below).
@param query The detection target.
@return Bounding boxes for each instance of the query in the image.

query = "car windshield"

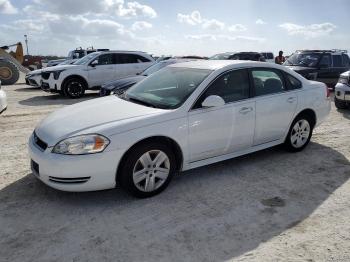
[73,52,100,65]
[141,62,173,76]
[284,53,321,67]
[209,53,235,60]
[124,67,212,109]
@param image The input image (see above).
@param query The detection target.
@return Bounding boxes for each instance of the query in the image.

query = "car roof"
[168,60,267,70]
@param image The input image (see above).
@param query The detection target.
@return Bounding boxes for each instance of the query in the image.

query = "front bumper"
[28,133,123,192]
[335,83,350,102]
[25,75,41,87]
[40,74,62,93]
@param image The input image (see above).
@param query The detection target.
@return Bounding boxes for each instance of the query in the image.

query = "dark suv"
[284,50,350,87]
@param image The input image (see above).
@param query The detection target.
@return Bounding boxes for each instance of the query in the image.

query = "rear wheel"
[334,97,348,109]
[0,60,19,85]
[284,115,313,152]
[62,78,86,98]
[119,142,176,198]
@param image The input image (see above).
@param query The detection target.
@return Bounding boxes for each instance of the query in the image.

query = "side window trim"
[190,68,253,111]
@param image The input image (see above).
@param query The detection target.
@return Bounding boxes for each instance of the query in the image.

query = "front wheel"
[284,116,313,152]
[62,78,86,98]
[119,142,176,198]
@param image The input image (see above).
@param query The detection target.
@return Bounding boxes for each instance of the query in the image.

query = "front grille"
[48,176,91,184]
[33,132,48,151]
[41,72,50,80]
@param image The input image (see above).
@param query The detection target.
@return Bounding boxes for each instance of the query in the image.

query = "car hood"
[35,96,166,146]
[41,64,80,71]
[102,75,145,91]
[26,68,42,76]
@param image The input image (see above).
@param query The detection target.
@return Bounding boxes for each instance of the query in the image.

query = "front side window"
[194,69,250,108]
[93,54,114,65]
[73,52,100,65]
[252,69,285,96]
[125,67,212,109]
[342,54,350,67]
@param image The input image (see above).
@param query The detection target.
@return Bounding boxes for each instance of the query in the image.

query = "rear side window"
[342,54,350,67]
[285,74,302,90]
[252,69,285,96]
[117,54,151,64]
[94,54,114,65]
[332,55,343,67]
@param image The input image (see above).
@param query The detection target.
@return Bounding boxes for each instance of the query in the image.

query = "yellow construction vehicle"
[0,42,32,85]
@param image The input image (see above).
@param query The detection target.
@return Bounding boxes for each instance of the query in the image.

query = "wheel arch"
[293,108,317,129]
[61,74,89,90]
[116,136,184,183]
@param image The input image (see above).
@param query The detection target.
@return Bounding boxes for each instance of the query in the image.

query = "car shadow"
[337,108,350,120]
[14,87,41,92]
[18,92,100,106]
[0,142,349,262]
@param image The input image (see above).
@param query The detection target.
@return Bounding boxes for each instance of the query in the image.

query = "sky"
[0,0,349,57]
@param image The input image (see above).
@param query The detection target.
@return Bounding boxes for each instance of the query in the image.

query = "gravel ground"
[0,81,350,262]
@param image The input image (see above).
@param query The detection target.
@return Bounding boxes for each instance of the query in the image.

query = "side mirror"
[90,60,98,67]
[201,95,225,108]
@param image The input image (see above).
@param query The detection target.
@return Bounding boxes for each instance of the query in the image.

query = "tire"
[284,115,313,152]
[119,142,176,198]
[62,78,86,98]
[334,97,348,109]
[0,60,20,85]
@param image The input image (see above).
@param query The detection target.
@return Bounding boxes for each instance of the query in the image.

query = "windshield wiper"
[127,96,158,108]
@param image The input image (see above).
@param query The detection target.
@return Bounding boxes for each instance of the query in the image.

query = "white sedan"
[29,60,331,197]
[0,81,7,114]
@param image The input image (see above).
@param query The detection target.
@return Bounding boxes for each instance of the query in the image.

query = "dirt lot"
[1,81,350,262]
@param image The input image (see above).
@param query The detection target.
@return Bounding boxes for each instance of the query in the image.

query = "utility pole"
[24,34,29,55]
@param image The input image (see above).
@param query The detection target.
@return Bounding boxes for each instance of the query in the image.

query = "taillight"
[326,85,330,98]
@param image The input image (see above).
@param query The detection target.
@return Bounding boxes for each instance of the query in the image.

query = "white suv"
[40,51,155,98]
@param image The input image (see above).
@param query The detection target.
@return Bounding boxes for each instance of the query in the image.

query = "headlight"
[52,134,110,155]
[338,77,349,85]
[52,70,65,80]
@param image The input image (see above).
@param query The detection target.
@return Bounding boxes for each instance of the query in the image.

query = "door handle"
[287,97,296,103]
[239,107,253,114]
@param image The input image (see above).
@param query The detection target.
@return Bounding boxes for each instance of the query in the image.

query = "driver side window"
[93,54,114,65]
[194,69,250,109]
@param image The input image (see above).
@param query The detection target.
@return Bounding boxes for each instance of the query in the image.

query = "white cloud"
[0,0,17,14]
[132,21,152,31]
[279,22,337,38]
[186,34,265,43]
[228,24,247,32]
[202,19,225,31]
[177,10,202,25]
[32,0,157,18]
[256,19,266,25]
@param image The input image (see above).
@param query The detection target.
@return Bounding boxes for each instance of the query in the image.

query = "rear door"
[115,54,153,78]
[251,68,298,145]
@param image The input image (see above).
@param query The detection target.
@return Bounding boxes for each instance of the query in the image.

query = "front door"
[88,53,116,87]
[188,69,255,162]
[251,68,297,145]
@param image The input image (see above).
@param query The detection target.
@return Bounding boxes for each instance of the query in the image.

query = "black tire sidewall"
[334,97,347,109]
[284,116,313,152]
[119,142,176,198]
[63,78,85,98]
[0,60,20,85]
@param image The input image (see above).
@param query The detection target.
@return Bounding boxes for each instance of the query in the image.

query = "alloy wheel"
[132,150,170,192]
[290,119,310,148]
